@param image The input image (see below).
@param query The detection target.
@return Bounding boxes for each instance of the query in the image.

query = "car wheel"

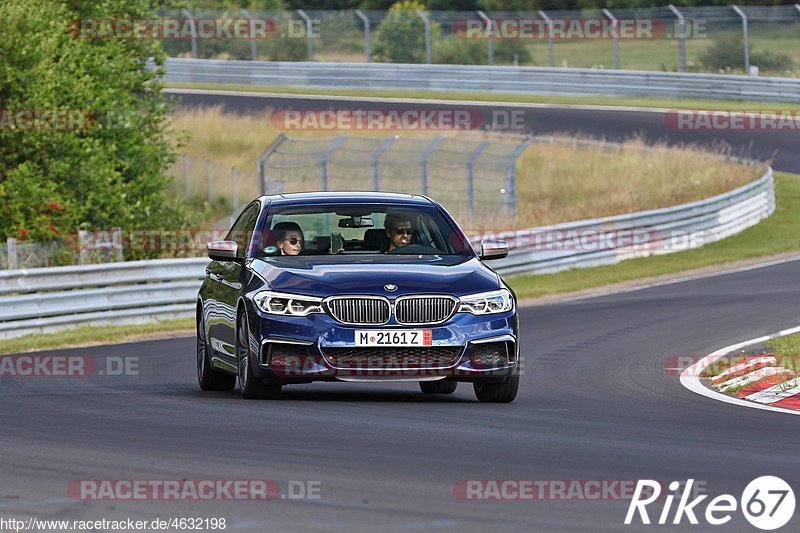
[473,373,519,403]
[419,380,457,394]
[197,311,235,391]
[236,312,281,399]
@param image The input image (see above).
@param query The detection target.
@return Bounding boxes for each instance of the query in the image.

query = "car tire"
[473,373,519,403]
[197,311,236,391]
[236,312,281,399]
[419,380,457,394]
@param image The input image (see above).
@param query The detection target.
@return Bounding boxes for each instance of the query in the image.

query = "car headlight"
[458,289,514,315]
[254,291,323,316]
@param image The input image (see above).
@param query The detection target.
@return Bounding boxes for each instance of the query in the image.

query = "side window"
[227,203,260,259]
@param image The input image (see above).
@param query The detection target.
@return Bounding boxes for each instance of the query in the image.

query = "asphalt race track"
[2,93,799,532]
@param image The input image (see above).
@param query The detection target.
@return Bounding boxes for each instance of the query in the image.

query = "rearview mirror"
[480,239,509,260]
[338,216,374,228]
[207,240,239,262]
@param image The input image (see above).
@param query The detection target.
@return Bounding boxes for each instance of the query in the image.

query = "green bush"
[700,34,793,72]
[433,35,485,64]
[373,0,441,63]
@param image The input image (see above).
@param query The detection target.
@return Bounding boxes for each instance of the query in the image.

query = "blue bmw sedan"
[196,192,519,402]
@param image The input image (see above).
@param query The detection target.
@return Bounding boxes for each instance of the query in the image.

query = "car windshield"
[258,203,471,258]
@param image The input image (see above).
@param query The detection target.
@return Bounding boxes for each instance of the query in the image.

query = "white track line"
[744,378,800,404]
[680,325,800,416]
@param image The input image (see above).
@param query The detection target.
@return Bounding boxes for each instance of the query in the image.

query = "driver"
[384,212,413,252]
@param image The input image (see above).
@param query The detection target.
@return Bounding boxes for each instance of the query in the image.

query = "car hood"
[250,255,500,297]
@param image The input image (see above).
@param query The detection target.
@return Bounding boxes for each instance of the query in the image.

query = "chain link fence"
[257,133,531,225]
[155,6,800,76]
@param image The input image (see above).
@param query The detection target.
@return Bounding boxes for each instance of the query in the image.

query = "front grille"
[395,296,457,324]
[326,297,390,325]
[323,346,462,369]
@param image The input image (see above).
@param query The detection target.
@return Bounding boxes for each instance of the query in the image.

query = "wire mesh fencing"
[257,133,531,226]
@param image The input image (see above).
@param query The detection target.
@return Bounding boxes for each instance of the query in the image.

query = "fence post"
[297,9,314,61]
[241,9,258,60]
[77,231,89,266]
[415,9,431,64]
[466,140,490,217]
[355,10,371,62]
[732,5,750,74]
[420,136,446,196]
[537,10,555,67]
[232,167,239,213]
[370,136,398,191]
[113,227,123,262]
[668,5,686,73]
[182,154,189,197]
[207,160,213,203]
[320,135,348,191]
[602,9,620,69]
[6,238,17,270]
[505,135,533,215]
[181,8,198,59]
[257,133,287,196]
[477,11,493,65]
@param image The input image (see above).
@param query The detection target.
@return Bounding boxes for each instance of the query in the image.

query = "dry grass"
[169,106,765,229]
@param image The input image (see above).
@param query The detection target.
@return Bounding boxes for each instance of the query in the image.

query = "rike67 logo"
[625,477,795,530]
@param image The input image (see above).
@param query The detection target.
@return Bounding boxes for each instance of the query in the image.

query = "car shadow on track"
[183,387,477,403]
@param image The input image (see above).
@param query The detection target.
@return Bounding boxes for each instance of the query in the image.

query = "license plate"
[355,330,432,347]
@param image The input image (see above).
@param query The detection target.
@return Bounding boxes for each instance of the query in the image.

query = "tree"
[373,0,440,63]
[0,0,185,245]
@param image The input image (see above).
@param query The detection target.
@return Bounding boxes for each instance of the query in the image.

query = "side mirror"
[479,239,509,260]
[207,240,239,262]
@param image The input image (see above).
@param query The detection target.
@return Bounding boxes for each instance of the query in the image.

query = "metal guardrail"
[165,58,800,102]
[481,167,775,276]
[0,168,773,339]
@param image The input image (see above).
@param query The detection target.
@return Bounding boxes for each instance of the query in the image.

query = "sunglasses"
[391,228,413,235]
[282,237,303,245]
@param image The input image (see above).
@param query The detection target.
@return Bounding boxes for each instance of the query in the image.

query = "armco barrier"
[0,168,773,338]
[165,58,800,103]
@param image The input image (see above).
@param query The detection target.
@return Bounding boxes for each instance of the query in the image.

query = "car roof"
[262,191,435,207]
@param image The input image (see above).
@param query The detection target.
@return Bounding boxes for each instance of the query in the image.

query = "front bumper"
[249,307,518,382]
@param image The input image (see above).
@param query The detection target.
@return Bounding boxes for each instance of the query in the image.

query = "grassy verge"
[167,82,800,113]
[508,172,800,299]
[0,318,194,355]
[767,333,800,373]
[169,106,762,229]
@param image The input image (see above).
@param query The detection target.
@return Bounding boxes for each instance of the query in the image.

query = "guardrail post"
[505,135,532,215]
[732,5,750,74]
[6,238,17,270]
[668,5,687,73]
[602,9,620,69]
[415,9,431,64]
[180,8,198,59]
[466,140,490,217]
[320,135,348,191]
[232,167,239,212]
[370,136,398,191]
[420,135,447,196]
[113,227,123,262]
[77,231,89,265]
[297,10,314,61]
[538,10,555,67]
[355,10,371,62]
[477,11,493,65]
[241,9,258,60]
[257,133,287,196]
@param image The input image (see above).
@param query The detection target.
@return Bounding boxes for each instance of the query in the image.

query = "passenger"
[272,222,304,256]
[384,213,413,252]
